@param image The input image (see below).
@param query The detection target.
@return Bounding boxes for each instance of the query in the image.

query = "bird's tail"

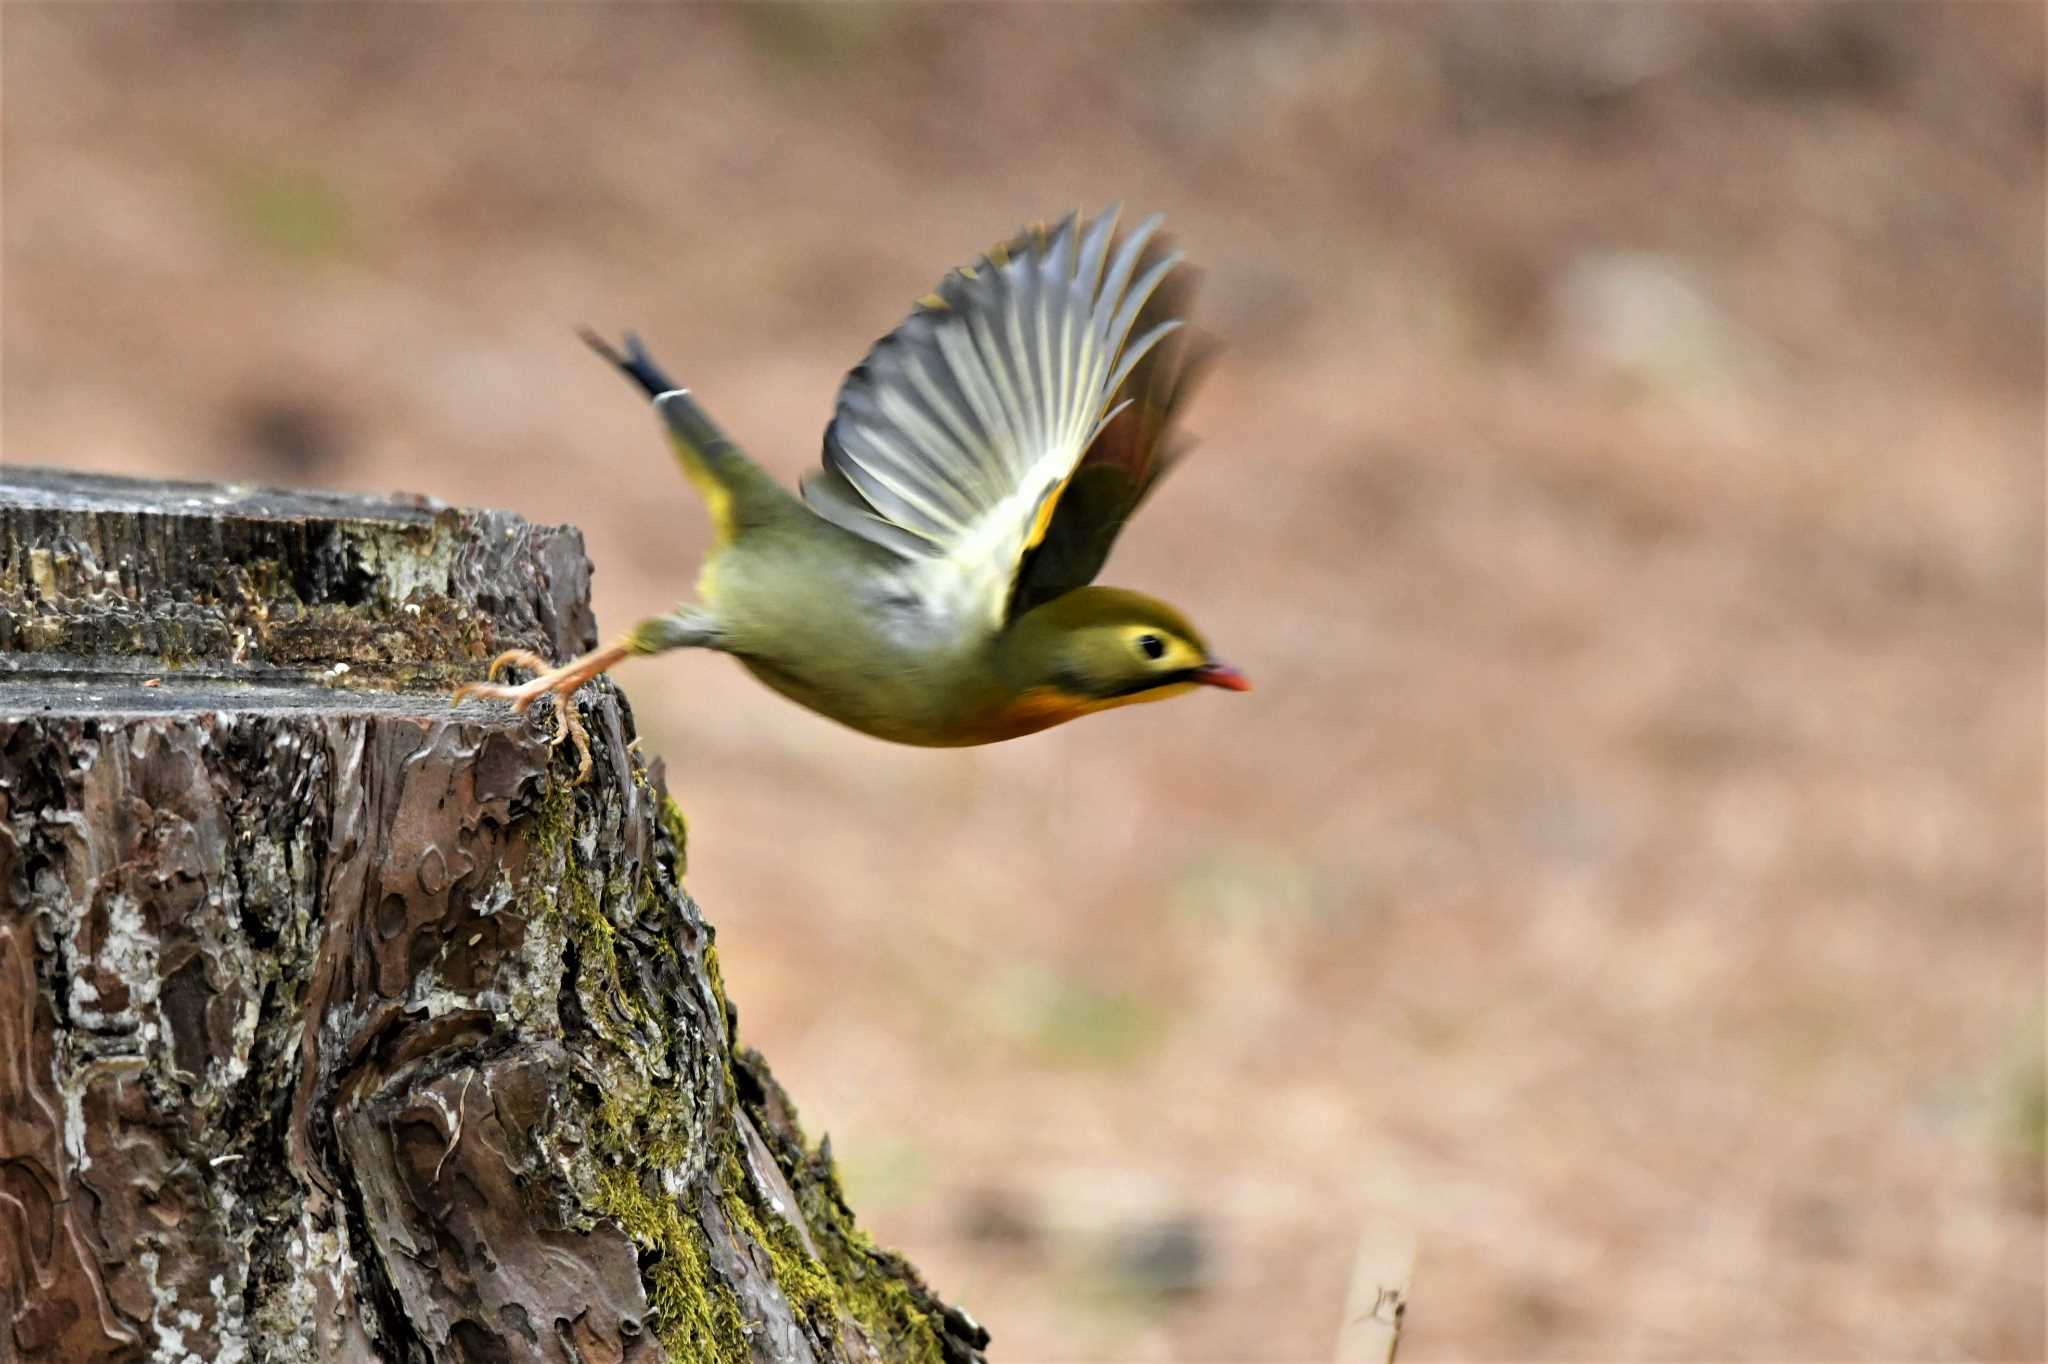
[579,328,677,399]
[579,328,796,546]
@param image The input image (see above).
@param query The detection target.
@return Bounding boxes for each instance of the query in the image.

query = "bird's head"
[994,587,1249,725]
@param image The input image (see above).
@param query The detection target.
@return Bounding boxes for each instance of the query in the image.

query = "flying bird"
[455,208,1247,777]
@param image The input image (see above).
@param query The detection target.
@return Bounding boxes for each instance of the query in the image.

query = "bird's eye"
[1136,633,1167,661]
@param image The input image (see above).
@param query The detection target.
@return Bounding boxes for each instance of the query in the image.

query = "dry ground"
[4,5,2043,1360]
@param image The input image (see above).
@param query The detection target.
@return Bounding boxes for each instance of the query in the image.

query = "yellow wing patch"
[1023,474,1076,554]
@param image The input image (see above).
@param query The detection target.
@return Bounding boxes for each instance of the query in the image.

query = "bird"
[453,207,1248,779]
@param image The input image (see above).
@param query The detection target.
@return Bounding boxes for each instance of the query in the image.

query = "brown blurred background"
[5,4,2043,1359]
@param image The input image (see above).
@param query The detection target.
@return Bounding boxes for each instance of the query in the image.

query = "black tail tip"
[578,327,676,399]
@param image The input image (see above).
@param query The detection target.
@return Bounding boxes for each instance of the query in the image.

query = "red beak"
[1192,661,1252,692]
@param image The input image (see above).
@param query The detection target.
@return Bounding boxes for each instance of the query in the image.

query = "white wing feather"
[804,208,1185,634]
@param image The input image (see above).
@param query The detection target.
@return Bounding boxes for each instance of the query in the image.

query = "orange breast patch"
[955,687,1098,743]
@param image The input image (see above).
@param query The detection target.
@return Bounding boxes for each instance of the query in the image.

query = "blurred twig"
[1333,1219,1415,1364]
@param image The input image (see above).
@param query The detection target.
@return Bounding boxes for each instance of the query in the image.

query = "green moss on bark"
[658,793,691,876]
[525,766,978,1362]
[526,777,716,1354]
[792,1146,949,1361]
[594,1169,748,1364]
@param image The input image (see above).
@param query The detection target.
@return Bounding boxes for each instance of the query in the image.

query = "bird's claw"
[488,648,550,685]
[451,649,595,784]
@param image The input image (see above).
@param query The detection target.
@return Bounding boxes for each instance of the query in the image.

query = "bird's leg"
[621,609,722,656]
[449,609,720,784]
[451,640,631,783]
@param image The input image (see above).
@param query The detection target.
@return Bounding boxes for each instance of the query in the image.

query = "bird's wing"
[1006,243,1210,619]
[802,207,1189,633]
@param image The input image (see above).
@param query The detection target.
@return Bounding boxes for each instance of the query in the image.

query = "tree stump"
[0,466,988,1364]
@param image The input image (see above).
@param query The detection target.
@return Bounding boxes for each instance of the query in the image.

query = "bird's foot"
[451,646,622,784]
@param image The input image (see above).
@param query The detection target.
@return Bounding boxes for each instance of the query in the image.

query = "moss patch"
[658,793,691,876]
[527,768,980,1361]
[595,1169,746,1364]
[795,1150,951,1362]
[716,1145,836,1320]
[527,779,714,1354]
[733,1052,976,1361]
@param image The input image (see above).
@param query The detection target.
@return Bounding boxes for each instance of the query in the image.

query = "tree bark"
[0,466,989,1364]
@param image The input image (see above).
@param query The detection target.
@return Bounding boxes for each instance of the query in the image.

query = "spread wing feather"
[1008,247,1212,618]
[803,207,1188,632]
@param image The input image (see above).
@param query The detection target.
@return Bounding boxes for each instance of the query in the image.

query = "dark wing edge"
[1005,244,1213,620]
